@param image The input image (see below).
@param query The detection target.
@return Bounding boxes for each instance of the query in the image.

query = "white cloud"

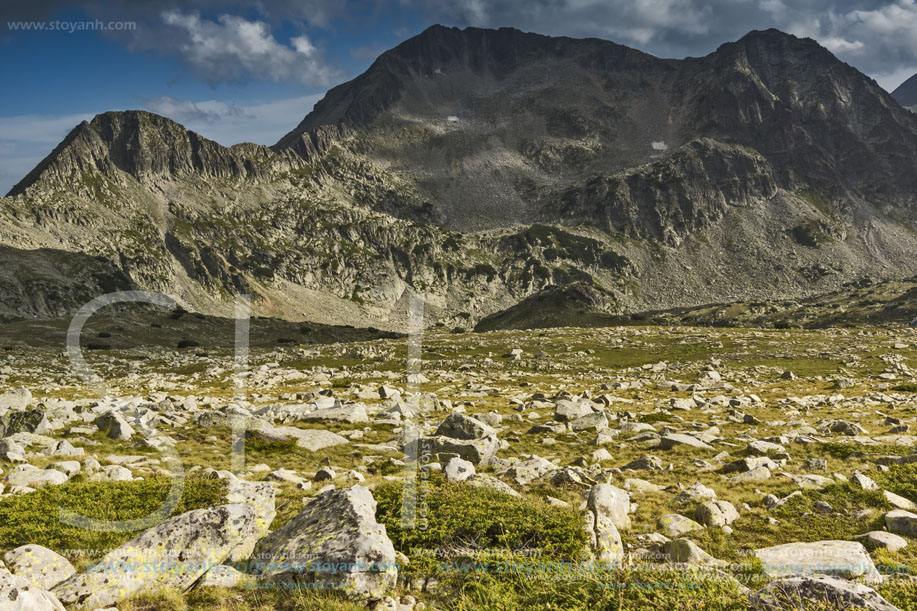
[826,1,917,71]
[144,94,325,145]
[155,10,339,86]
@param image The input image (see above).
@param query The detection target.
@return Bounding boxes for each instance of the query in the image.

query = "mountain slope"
[893,73,917,109]
[3,26,917,327]
[276,27,917,232]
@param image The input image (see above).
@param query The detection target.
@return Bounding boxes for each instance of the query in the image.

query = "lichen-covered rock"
[588,484,631,531]
[885,509,917,537]
[6,466,68,489]
[657,514,703,537]
[696,500,739,527]
[504,455,556,486]
[250,424,349,452]
[857,531,908,552]
[93,411,134,441]
[659,433,713,450]
[443,457,475,482]
[52,503,257,609]
[0,570,66,610]
[0,410,49,436]
[585,507,623,563]
[302,402,368,424]
[434,413,495,440]
[0,387,33,412]
[663,539,724,566]
[226,479,276,561]
[753,540,881,584]
[198,564,248,588]
[3,545,75,590]
[554,400,594,422]
[251,485,397,598]
[749,574,899,611]
[410,434,500,466]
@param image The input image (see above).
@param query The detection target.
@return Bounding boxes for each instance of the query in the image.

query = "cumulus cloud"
[142,96,247,123]
[150,10,339,86]
[141,93,324,145]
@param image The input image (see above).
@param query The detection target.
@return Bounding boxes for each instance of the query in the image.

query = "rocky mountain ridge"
[2,26,917,328]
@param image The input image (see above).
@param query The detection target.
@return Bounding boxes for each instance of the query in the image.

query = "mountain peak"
[9,110,290,196]
[273,25,657,151]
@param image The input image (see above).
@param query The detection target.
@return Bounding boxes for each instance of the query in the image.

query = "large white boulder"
[251,485,397,598]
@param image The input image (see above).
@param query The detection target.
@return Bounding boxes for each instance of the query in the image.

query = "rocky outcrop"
[9,111,302,196]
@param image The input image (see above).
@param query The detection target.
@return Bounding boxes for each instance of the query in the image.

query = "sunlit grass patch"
[0,476,226,568]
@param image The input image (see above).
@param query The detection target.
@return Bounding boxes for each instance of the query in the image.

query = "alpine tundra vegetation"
[1,11,917,611]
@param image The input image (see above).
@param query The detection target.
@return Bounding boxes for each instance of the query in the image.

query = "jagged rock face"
[2,26,917,327]
[683,33,917,200]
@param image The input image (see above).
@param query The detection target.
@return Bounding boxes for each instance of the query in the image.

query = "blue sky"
[2,0,917,194]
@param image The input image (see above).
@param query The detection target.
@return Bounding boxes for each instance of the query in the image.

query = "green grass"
[375,475,589,568]
[122,586,365,610]
[874,464,917,503]
[817,442,909,460]
[0,476,226,568]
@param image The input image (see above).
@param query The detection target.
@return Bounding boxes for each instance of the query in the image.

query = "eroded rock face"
[753,540,882,584]
[53,503,257,609]
[251,485,397,598]
[749,574,899,611]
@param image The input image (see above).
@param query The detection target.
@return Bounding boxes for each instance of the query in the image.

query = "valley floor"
[1,323,917,609]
